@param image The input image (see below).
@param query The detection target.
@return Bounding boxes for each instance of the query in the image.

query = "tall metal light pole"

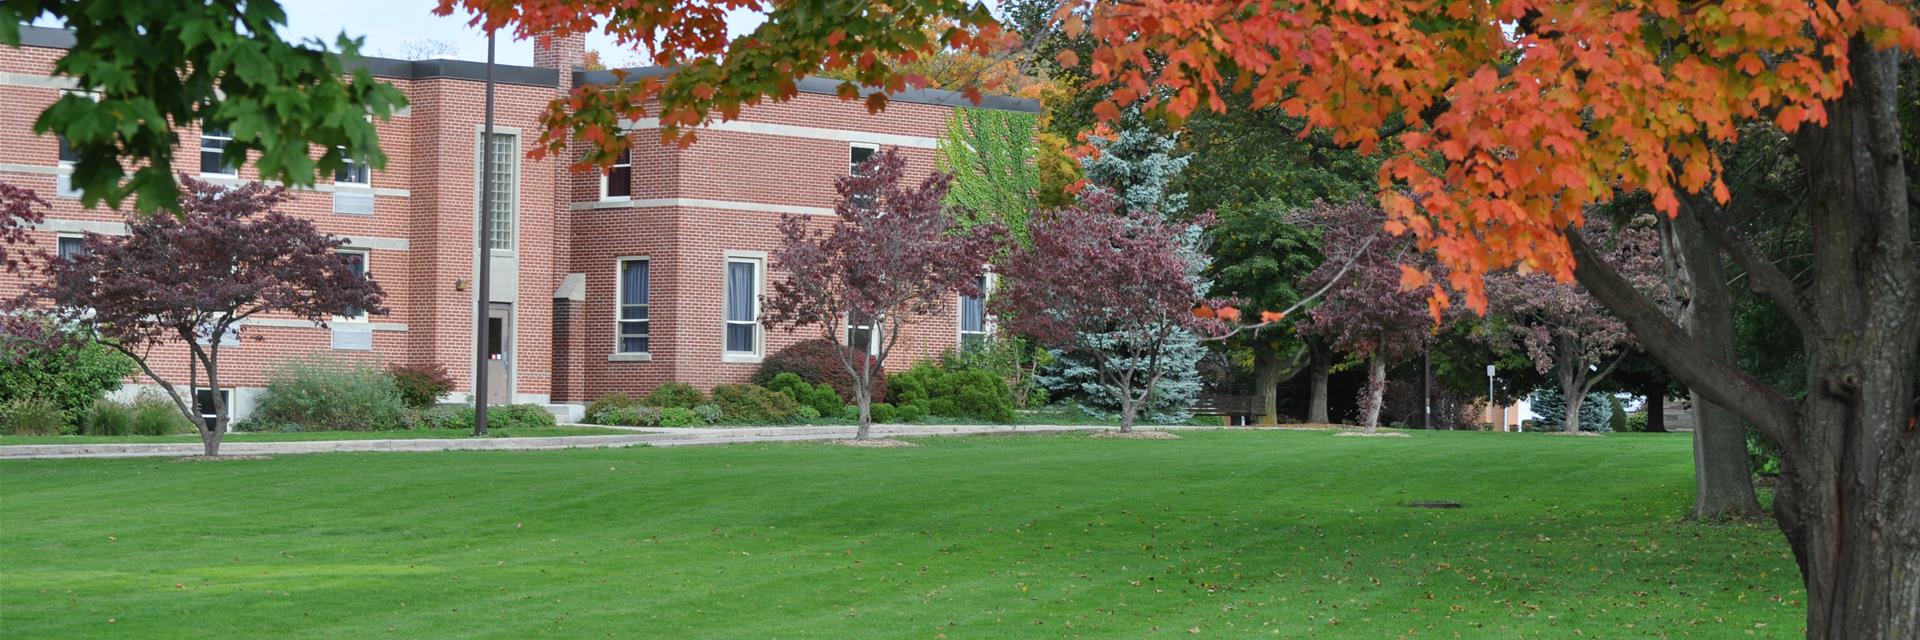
[1422,347,1432,430]
[472,30,498,437]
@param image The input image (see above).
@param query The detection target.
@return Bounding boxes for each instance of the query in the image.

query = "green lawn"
[0,426,634,446]
[0,430,1802,638]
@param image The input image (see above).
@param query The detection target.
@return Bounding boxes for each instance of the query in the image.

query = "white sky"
[275,0,768,66]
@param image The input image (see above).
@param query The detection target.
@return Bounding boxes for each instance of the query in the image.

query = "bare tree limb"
[1567,231,1796,443]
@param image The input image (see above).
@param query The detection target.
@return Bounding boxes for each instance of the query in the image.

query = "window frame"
[615,256,651,356]
[846,310,882,357]
[958,273,993,349]
[849,142,879,175]
[333,248,371,323]
[477,129,520,253]
[194,388,232,433]
[600,147,633,201]
[199,126,237,177]
[55,90,99,198]
[334,146,371,186]
[54,234,87,261]
[722,253,765,362]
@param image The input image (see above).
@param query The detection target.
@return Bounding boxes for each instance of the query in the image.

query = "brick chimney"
[533,31,586,87]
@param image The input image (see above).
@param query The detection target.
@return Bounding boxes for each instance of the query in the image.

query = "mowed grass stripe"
[1,430,1801,638]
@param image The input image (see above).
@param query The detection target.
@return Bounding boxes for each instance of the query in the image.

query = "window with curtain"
[959,274,989,349]
[482,132,517,251]
[618,258,650,353]
[56,236,86,260]
[603,148,632,199]
[724,259,759,354]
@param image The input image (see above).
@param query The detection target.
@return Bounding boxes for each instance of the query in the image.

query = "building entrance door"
[486,303,512,405]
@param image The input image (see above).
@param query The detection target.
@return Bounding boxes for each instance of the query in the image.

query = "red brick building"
[0,27,1036,423]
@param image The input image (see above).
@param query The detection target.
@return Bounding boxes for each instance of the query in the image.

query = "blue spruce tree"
[1527,387,1615,432]
[1034,126,1207,423]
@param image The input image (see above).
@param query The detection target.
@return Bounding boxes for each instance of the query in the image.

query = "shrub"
[840,404,861,420]
[1607,396,1629,433]
[242,359,408,432]
[896,402,927,423]
[710,384,800,423]
[868,402,898,423]
[796,405,822,420]
[754,339,888,403]
[412,404,556,431]
[1625,412,1649,433]
[586,393,641,424]
[1,397,68,436]
[129,391,195,436]
[0,325,136,430]
[415,405,474,430]
[490,404,558,430]
[81,399,136,436]
[765,372,843,416]
[388,362,455,409]
[659,407,701,428]
[692,404,723,424]
[889,362,1016,423]
[595,406,661,427]
[642,382,706,409]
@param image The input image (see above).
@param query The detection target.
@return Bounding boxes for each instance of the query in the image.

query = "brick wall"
[4,32,1033,414]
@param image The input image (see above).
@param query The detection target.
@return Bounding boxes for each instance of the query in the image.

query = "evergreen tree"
[1528,387,1615,433]
[1035,125,1206,423]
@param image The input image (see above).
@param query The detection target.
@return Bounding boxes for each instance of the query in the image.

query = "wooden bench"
[1191,394,1258,425]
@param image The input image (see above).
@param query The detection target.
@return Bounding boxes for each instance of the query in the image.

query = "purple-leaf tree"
[1,182,48,274]
[1291,200,1438,434]
[765,149,1005,440]
[996,189,1225,433]
[15,177,385,456]
[1484,217,1666,433]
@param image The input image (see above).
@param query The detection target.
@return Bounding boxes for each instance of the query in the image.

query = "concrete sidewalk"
[0,424,1175,460]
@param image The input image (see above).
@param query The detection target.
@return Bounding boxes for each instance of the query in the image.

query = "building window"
[846,311,882,356]
[55,235,87,260]
[959,274,990,349]
[335,147,369,185]
[850,143,878,174]
[337,249,369,321]
[200,126,236,175]
[617,258,650,354]
[480,132,518,251]
[601,148,632,200]
[849,143,880,208]
[724,257,762,357]
[194,389,230,433]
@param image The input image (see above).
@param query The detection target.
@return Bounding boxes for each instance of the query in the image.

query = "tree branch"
[1204,234,1379,341]
[1680,191,1814,334]
[1567,231,1796,443]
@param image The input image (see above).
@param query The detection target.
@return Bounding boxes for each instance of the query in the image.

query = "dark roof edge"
[15,25,558,88]
[576,67,1042,114]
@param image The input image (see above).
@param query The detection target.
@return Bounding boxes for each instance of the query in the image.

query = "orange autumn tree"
[436,2,1920,638]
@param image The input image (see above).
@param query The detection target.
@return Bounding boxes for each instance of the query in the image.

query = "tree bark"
[1569,41,1918,640]
[1253,349,1280,425]
[1671,209,1764,520]
[1360,354,1385,434]
[1307,339,1330,424]
[1644,388,1666,433]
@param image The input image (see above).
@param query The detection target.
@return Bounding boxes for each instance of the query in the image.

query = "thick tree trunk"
[1253,350,1281,425]
[1644,388,1666,433]
[1776,43,1920,639]
[1562,389,1584,433]
[1570,41,1918,640]
[1360,354,1385,434]
[1307,340,1330,424]
[1557,346,1584,433]
[1671,211,1764,520]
